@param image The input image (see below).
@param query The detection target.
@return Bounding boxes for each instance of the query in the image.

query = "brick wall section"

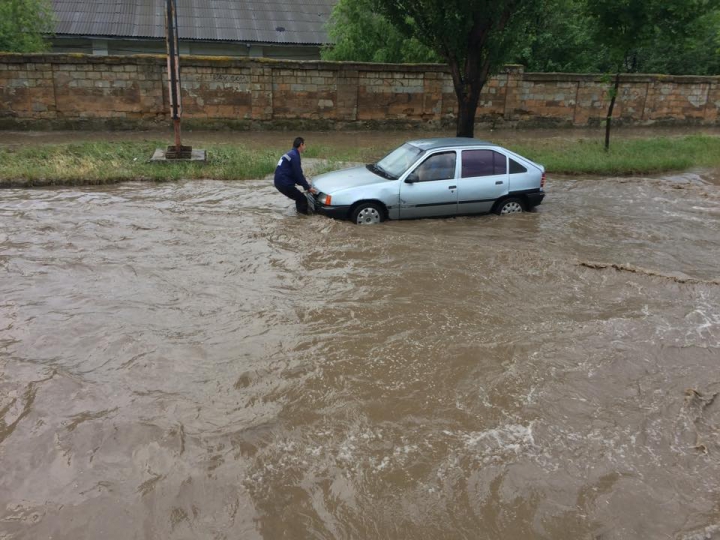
[1,53,719,130]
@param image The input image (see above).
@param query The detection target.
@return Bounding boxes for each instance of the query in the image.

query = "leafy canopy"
[324,0,720,75]
[0,0,55,53]
[636,10,720,75]
[322,0,439,62]
[369,0,538,71]
[586,0,718,69]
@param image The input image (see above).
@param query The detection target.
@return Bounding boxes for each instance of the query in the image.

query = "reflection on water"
[1,172,719,539]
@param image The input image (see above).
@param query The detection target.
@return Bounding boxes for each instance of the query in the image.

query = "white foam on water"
[462,422,536,455]
[679,523,720,540]
[684,297,720,347]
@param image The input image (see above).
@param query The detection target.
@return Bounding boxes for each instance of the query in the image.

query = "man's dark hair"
[293,137,305,149]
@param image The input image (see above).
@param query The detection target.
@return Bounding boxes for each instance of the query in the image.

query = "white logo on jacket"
[277,153,291,167]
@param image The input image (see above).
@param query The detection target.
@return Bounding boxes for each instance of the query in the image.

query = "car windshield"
[373,143,423,179]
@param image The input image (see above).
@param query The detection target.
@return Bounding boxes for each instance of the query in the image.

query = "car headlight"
[318,193,332,205]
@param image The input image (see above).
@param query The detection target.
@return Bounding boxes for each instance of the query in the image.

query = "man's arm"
[291,152,311,190]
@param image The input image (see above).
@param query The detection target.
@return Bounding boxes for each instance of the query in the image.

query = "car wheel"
[494,198,525,215]
[351,202,384,225]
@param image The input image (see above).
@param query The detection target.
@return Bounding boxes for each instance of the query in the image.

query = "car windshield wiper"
[366,163,381,176]
[379,165,398,179]
[367,163,396,180]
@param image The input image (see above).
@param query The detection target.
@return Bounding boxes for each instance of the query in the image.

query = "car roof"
[406,138,499,151]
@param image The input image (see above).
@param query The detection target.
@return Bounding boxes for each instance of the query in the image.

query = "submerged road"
[1,169,719,539]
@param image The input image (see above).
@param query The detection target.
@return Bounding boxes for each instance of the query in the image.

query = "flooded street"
[1,171,719,539]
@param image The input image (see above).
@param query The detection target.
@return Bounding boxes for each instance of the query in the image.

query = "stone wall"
[1,53,718,130]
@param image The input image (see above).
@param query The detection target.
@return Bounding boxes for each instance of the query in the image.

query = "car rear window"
[462,150,507,177]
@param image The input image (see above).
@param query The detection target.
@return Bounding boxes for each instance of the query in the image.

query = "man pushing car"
[274,137,317,215]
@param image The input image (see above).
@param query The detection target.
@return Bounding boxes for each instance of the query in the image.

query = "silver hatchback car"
[307,138,546,224]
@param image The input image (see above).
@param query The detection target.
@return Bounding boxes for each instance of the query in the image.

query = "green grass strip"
[1,135,719,187]
[509,134,720,175]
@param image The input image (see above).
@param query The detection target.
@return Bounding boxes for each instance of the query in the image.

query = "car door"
[457,149,509,215]
[398,151,458,219]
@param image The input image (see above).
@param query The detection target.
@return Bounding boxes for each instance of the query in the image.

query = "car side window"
[414,151,456,182]
[509,158,527,174]
[462,150,507,177]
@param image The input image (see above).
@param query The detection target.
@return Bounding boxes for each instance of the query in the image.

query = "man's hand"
[308,186,318,194]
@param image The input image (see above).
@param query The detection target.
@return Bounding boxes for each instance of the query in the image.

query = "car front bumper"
[306,193,352,220]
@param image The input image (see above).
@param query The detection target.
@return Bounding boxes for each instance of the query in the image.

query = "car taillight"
[541,172,546,189]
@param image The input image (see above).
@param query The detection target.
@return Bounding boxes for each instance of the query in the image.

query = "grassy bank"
[0,141,282,187]
[1,134,719,187]
[512,134,720,175]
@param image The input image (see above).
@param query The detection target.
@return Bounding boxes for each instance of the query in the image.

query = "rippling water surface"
[1,172,719,539]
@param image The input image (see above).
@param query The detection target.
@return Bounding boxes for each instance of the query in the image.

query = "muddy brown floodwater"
[1,169,719,540]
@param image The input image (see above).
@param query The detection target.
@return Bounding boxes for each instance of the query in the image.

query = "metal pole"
[165,0,183,154]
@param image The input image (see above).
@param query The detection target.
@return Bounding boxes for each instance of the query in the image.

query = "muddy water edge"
[1,133,720,539]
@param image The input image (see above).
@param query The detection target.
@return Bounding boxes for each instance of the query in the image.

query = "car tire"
[351,202,385,225]
[494,197,525,215]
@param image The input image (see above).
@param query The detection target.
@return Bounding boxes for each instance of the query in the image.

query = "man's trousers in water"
[275,184,309,215]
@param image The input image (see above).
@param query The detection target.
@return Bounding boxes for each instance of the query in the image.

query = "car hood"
[312,165,389,194]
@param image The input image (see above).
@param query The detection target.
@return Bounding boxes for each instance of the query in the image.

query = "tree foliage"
[585,0,718,149]
[513,0,612,72]
[0,0,55,53]
[635,10,720,75]
[322,0,439,63]
[325,0,720,75]
[351,0,542,137]
[323,0,720,138]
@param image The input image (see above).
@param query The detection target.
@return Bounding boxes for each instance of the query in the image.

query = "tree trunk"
[444,19,492,139]
[604,71,621,151]
[456,88,483,138]
[450,67,486,138]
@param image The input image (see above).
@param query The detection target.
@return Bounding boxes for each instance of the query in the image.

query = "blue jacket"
[274,148,310,190]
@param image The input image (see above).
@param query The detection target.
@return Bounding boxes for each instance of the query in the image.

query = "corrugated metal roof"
[52,0,335,44]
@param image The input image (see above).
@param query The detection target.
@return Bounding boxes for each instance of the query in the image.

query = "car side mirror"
[405,172,419,184]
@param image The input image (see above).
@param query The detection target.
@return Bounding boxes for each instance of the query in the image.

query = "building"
[49,0,336,60]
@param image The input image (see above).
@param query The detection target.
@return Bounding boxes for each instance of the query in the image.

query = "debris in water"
[579,261,720,285]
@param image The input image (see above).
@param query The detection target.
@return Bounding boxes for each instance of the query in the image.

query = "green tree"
[328,0,541,137]
[586,0,718,149]
[322,0,439,63]
[0,0,55,53]
[513,0,612,73]
[510,0,720,76]
[636,10,720,75]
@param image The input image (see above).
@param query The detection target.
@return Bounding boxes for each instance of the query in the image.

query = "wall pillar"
[251,65,273,120]
[422,71,443,121]
[502,65,524,121]
[336,68,358,121]
[705,80,719,124]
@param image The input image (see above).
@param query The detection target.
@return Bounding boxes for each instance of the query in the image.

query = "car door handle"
[448,185,456,189]
[495,181,503,185]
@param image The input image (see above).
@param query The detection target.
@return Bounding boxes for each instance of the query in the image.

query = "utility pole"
[164,0,190,159]
[151,0,205,163]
